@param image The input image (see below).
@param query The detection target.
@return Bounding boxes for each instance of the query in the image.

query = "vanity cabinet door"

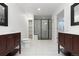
[6,35,15,51]
[14,33,20,47]
[0,36,7,55]
[72,35,79,53]
[64,34,72,52]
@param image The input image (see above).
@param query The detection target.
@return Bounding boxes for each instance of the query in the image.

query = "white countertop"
[0,32,21,35]
[58,31,79,35]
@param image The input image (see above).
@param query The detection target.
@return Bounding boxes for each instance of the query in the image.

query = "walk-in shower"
[34,16,52,40]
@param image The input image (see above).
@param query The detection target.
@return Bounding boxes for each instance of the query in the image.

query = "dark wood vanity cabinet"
[58,33,79,55]
[0,33,21,56]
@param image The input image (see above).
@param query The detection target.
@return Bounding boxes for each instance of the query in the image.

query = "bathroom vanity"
[58,32,79,55]
[0,32,21,56]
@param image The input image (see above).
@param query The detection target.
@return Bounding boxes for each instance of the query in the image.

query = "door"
[41,20,48,39]
[7,35,15,51]
[34,20,41,39]
[34,19,50,40]
[64,34,72,52]
[0,36,7,55]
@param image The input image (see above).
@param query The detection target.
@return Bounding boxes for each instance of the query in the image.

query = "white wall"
[52,3,71,41]
[0,3,34,40]
[52,3,79,42]
[64,3,79,34]
[7,3,28,39]
[52,16,57,40]
[23,13,34,39]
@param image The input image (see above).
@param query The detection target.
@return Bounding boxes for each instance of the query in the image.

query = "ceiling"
[17,3,68,16]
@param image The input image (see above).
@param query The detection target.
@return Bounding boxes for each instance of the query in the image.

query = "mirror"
[71,3,79,26]
[0,3,8,26]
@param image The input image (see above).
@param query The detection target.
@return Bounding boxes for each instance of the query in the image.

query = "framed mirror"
[0,3,8,26]
[71,3,79,26]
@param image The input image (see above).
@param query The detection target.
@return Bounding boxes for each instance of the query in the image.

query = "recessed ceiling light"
[37,8,41,11]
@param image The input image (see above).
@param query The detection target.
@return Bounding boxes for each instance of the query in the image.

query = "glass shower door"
[41,20,48,39]
[34,20,41,39]
[34,19,49,40]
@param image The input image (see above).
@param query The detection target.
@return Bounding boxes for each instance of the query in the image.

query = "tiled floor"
[15,39,64,56]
